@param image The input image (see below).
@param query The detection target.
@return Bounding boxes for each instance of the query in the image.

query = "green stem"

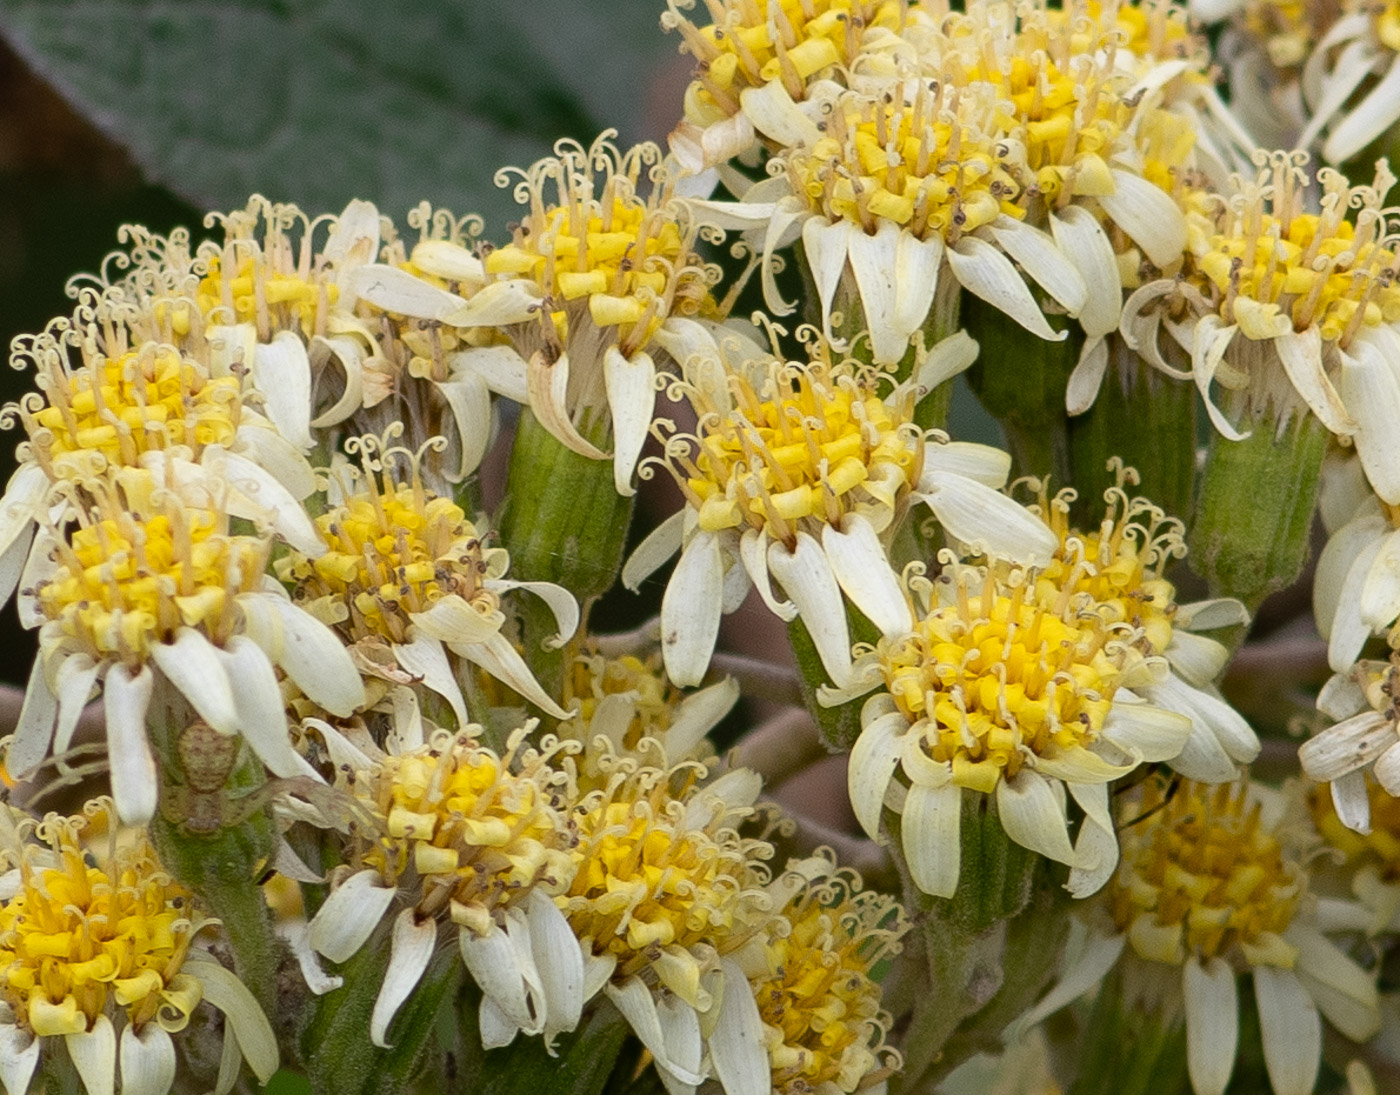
[789,602,879,752]
[478,998,632,1095]
[1068,964,1190,1095]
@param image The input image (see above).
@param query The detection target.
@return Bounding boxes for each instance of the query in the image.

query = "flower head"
[1301,651,1400,833]
[630,329,1055,687]
[0,803,277,1095]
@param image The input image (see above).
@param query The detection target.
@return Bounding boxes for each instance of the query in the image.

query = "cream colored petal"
[739,527,796,621]
[1325,529,1387,668]
[150,627,238,733]
[483,579,579,650]
[203,447,324,556]
[997,768,1078,866]
[710,957,770,1095]
[682,199,779,233]
[1360,526,1400,630]
[393,635,470,731]
[1276,327,1353,435]
[848,219,903,364]
[51,654,100,757]
[0,1023,39,1095]
[1065,337,1109,415]
[662,531,725,688]
[1185,956,1239,1095]
[1101,701,1193,763]
[1050,206,1121,337]
[119,1021,177,1095]
[917,441,1011,489]
[1298,38,1377,150]
[348,263,466,319]
[251,330,313,449]
[0,462,47,556]
[823,515,912,638]
[66,1014,116,1095]
[1339,333,1400,504]
[624,511,685,593]
[1004,932,1125,1043]
[903,782,962,898]
[848,709,907,841]
[460,917,535,1035]
[893,231,945,359]
[308,870,395,963]
[910,329,979,396]
[1288,923,1381,1041]
[435,373,492,481]
[371,909,438,1048]
[105,663,157,825]
[1331,768,1373,834]
[1324,53,1400,163]
[767,531,853,688]
[233,421,317,498]
[1190,316,1247,441]
[1165,632,1231,687]
[604,347,657,496]
[216,636,320,781]
[986,217,1087,316]
[9,655,57,780]
[185,956,279,1083]
[528,889,585,1044]
[325,198,381,271]
[758,198,808,316]
[526,351,609,460]
[1252,966,1320,1095]
[948,236,1064,341]
[1316,515,1386,640]
[654,994,702,1095]
[665,677,741,760]
[1141,675,1259,767]
[409,239,484,286]
[1299,712,1391,783]
[1175,599,1252,631]
[477,996,520,1051]
[1373,739,1400,795]
[802,216,856,347]
[1318,668,1370,721]
[1066,780,1119,898]
[449,344,529,404]
[605,978,708,1087]
[740,79,822,148]
[1099,169,1188,268]
[240,592,365,716]
[916,473,1058,566]
[458,631,569,719]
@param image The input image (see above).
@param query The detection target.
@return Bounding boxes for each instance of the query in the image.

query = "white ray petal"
[666,676,741,760]
[1301,711,1393,784]
[848,710,907,841]
[1324,52,1400,163]
[449,344,529,404]
[917,472,1058,567]
[848,219,904,363]
[408,239,483,285]
[435,373,492,481]
[802,217,856,346]
[1165,631,1231,687]
[478,996,520,1050]
[1100,701,1193,763]
[371,909,438,1047]
[767,531,853,688]
[1050,206,1121,337]
[823,515,911,638]
[1141,674,1259,766]
[1327,532,1387,669]
[1331,768,1373,835]
[1361,526,1400,630]
[9,656,58,780]
[1289,922,1381,1041]
[0,1023,39,1095]
[240,592,365,716]
[1190,316,1247,440]
[458,632,569,719]
[150,627,237,733]
[1099,169,1188,268]
[233,421,317,498]
[1339,333,1400,504]
[986,217,1086,316]
[185,956,279,1082]
[251,331,313,449]
[917,442,1011,489]
[947,236,1064,341]
[740,79,823,148]
[996,769,1078,866]
[910,329,979,396]
[1371,740,1400,795]
[410,594,504,647]
[623,509,685,591]
[0,523,33,612]
[1184,956,1239,1095]
[216,636,321,780]
[1066,780,1119,898]
[526,351,610,460]
[655,994,702,1095]
[1275,327,1353,434]
[1314,516,1386,640]
[1174,599,1252,631]
[119,1022,177,1095]
[662,531,726,688]
[605,978,708,1087]
[393,635,470,730]
[105,663,157,825]
[604,347,658,496]
[893,232,946,359]
[50,654,99,758]
[1065,337,1109,415]
[528,889,585,1044]
[66,1014,116,1095]
[758,199,808,316]
[1004,930,1125,1042]
[460,916,535,1032]
[710,958,769,1095]
[348,263,466,319]
[739,527,796,621]
[0,462,47,555]
[483,580,580,649]
[282,921,344,995]
[204,447,325,556]
[307,869,396,962]
[1252,966,1321,1095]
[446,279,544,328]
[902,782,962,898]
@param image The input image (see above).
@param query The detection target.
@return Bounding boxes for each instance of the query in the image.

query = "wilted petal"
[1298,711,1390,783]
[393,635,470,730]
[435,373,492,481]
[1275,327,1352,435]
[458,631,570,719]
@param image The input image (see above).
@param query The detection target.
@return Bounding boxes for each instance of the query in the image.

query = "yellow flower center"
[670,359,921,544]
[789,92,1024,240]
[1111,780,1303,966]
[197,254,338,338]
[667,0,909,123]
[878,569,1125,792]
[563,766,769,979]
[37,501,267,664]
[755,873,903,1095]
[565,654,683,750]
[22,344,241,478]
[349,733,574,936]
[277,472,503,645]
[0,816,199,1037]
[1188,159,1400,344]
[1377,0,1400,52]
[1313,775,1400,882]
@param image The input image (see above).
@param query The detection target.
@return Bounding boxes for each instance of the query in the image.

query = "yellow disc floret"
[1111,779,1304,966]
[0,809,202,1037]
[36,494,268,666]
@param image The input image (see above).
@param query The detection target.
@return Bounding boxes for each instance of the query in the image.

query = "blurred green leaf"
[0,0,679,232]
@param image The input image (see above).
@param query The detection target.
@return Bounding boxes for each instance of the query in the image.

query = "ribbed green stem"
[477,998,632,1095]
